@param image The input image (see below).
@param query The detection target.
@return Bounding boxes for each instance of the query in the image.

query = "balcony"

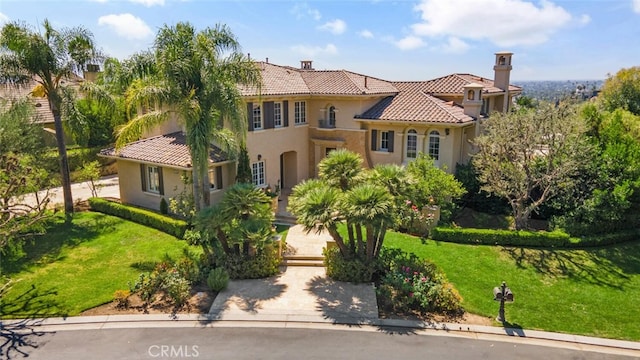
[318,119,336,129]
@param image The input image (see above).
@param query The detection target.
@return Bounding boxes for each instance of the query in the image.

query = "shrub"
[128,260,193,307]
[223,245,280,279]
[159,198,168,215]
[88,198,188,238]
[323,247,379,283]
[207,267,230,292]
[164,271,191,307]
[113,289,131,309]
[431,227,572,247]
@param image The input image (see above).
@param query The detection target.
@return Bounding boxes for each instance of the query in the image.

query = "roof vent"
[300,60,313,70]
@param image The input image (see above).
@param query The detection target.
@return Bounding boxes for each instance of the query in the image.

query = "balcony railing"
[318,119,336,129]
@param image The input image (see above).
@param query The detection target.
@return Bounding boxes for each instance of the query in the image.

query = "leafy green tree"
[473,102,591,230]
[600,66,640,116]
[0,20,101,216]
[235,143,252,184]
[102,22,261,211]
[0,99,52,250]
[76,160,102,197]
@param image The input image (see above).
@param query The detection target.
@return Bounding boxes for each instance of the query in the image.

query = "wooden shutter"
[216,166,223,190]
[158,167,164,195]
[371,130,378,151]
[283,101,289,127]
[140,164,147,191]
[247,102,254,131]
[388,131,394,153]
[264,101,274,129]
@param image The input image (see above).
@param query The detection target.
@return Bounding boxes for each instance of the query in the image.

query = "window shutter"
[140,164,147,191]
[264,101,274,129]
[158,167,165,195]
[388,131,394,152]
[216,166,223,190]
[371,130,378,151]
[247,102,254,131]
[283,101,289,127]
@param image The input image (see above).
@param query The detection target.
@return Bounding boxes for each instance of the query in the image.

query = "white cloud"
[0,12,8,25]
[129,0,165,6]
[633,0,640,13]
[579,14,591,25]
[98,13,153,40]
[290,43,338,57]
[395,35,426,50]
[291,3,322,21]
[318,19,347,35]
[441,36,470,54]
[411,0,574,47]
[359,30,374,39]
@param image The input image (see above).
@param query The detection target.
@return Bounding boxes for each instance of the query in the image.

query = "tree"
[0,20,101,216]
[108,22,261,211]
[0,99,52,249]
[473,102,591,230]
[235,143,252,184]
[600,66,640,116]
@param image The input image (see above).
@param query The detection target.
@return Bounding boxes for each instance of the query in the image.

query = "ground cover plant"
[384,231,640,341]
[0,211,199,318]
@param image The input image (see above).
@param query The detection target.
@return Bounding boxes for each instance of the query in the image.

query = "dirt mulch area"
[80,285,216,316]
[378,306,493,326]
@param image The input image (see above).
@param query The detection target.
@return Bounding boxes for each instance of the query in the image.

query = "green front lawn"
[1,212,199,318]
[384,232,640,341]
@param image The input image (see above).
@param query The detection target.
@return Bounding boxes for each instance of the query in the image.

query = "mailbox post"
[493,281,514,323]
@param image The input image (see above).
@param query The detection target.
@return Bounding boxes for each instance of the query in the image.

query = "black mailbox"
[493,287,503,301]
[493,281,514,322]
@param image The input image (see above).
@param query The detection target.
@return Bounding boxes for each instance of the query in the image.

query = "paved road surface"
[15,326,638,360]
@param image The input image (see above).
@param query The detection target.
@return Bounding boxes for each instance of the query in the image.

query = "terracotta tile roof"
[0,76,84,124]
[240,62,398,96]
[418,73,522,95]
[358,82,475,124]
[100,132,228,169]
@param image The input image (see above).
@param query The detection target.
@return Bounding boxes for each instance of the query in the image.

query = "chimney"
[493,51,513,112]
[83,64,100,83]
[300,60,313,70]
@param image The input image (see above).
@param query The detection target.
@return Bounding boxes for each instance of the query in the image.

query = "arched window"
[328,106,336,127]
[467,89,475,100]
[428,131,440,161]
[406,129,417,159]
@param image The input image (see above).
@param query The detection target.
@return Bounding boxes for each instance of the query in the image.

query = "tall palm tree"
[113,22,261,211]
[0,20,101,216]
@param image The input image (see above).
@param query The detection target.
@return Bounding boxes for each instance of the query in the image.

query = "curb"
[3,314,639,354]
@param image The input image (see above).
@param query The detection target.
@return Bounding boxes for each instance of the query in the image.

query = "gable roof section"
[100,132,228,169]
[419,73,522,95]
[240,62,398,96]
[357,81,474,124]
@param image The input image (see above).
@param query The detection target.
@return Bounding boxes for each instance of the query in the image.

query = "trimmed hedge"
[431,227,640,248]
[88,198,187,239]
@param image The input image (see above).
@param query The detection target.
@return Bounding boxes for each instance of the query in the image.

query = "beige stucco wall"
[117,160,186,211]
[306,97,387,130]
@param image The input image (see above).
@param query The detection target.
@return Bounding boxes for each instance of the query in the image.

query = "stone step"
[283,255,324,261]
[275,214,297,225]
[281,259,325,267]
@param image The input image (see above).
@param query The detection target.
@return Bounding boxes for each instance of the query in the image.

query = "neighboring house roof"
[0,76,84,124]
[357,82,475,124]
[99,132,228,169]
[240,62,398,96]
[418,73,522,95]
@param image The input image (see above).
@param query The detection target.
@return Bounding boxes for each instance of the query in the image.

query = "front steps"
[282,255,324,267]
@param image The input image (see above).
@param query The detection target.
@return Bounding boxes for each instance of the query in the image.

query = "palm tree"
[112,22,261,211]
[0,20,101,216]
[317,148,362,191]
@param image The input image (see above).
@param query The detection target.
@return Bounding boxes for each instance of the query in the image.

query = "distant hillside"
[512,80,604,102]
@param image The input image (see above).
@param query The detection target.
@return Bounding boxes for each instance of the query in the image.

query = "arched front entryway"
[279,151,298,191]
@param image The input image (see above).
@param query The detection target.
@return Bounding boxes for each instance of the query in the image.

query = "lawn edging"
[88,197,188,238]
[431,227,640,248]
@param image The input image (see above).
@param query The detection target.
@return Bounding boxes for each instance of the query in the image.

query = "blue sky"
[1,0,639,81]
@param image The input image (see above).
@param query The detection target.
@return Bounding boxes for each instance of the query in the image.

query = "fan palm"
[0,19,101,215]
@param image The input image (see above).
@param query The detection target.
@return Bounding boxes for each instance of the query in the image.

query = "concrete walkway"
[20,175,121,207]
[209,224,379,324]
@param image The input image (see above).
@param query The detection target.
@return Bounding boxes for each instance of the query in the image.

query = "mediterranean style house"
[101,52,521,211]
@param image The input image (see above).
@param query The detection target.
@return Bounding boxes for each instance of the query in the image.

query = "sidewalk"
[20,175,120,207]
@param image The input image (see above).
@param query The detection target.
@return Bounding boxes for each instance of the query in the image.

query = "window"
[328,106,336,127]
[428,131,440,161]
[274,102,282,127]
[208,167,223,190]
[252,161,265,187]
[406,129,417,159]
[294,101,306,124]
[380,131,390,151]
[252,104,262,130]
[141,164,163,195]
[482,98,490,115]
